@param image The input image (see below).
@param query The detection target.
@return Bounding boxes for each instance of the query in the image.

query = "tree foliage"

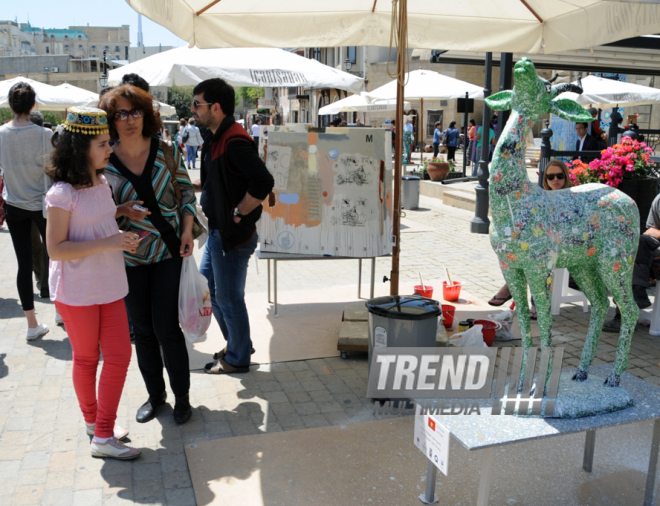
[0,109,62,125]
[167,85,195,119]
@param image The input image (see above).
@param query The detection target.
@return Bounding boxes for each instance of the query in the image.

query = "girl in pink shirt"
[45,107,142,461]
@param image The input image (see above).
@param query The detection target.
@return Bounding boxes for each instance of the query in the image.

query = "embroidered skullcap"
[63,107,109,135]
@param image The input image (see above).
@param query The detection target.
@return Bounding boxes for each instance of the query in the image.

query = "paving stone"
[164,487,196,506]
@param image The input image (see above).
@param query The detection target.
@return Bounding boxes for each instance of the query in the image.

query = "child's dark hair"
[47,130,101,188]
[8,82,36,115]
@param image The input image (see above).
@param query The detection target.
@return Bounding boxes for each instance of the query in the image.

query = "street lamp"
[98,49,108,88]
[343,59,352,72]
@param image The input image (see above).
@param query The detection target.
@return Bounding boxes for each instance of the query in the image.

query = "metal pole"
[462,91,469,177]
[419,461,439,504]
[539,121,553,188]
[420,97,424,165]
[389,1,405,296]
[471,52,493,234]
[496,53,513,144]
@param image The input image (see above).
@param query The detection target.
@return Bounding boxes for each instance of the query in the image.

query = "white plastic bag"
[178,256,212,343]
[448,324,487,347]
[489,310,515,341]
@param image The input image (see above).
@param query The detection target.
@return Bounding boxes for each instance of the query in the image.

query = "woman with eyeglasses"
[99,85,197,426]
[488,159,572,319]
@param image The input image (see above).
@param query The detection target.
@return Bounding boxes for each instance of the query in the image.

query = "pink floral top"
[45,175,128,306]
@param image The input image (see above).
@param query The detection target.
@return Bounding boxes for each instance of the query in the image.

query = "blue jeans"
[199,229,257,367]
[186,145,198,168]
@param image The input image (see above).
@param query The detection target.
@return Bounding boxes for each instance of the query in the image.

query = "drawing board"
[258,123,312,159]
[258,127,393,257]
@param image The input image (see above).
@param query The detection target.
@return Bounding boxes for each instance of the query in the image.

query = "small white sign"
[374,326,387,348]
[414,404,449,475]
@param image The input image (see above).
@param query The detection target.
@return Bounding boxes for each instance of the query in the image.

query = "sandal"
[205,346,255,371]
[488,295,512,307]
[205,356,249,375]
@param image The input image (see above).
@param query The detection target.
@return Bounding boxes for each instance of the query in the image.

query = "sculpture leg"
[566,266,610,382]
[526,270,556,388]
[502,268,532,349]
[601,262,639,385]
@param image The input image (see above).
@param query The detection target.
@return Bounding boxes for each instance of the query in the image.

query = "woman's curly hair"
[46,130,100,188]
[98,84,161,140]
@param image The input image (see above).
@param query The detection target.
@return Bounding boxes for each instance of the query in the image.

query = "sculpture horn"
[552,76,583,95]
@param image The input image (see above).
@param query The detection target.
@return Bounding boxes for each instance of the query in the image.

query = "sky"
[0,0,186,48]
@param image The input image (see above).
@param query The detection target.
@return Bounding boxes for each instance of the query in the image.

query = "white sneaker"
[26,324,49,341]
[86,423,129,440]
[55,313,63,326]
[90,438,141,460]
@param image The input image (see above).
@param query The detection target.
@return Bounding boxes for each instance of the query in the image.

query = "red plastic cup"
[443,281,462,302]
[473,319,501,346]
[414,285,434,298]
[441,304,456,329]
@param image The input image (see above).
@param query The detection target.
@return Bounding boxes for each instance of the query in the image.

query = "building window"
[46,47,49,54]
[79,44,83,48]
[65,44,69,49]
[115,45,119,52]
[311,47,322,62]
[64,35,68,39]
[105,45,109,50]
[50,34,54,38]
[78,34,82,38]
[116,55,120,60]
[92,54,96,58]
[91,45,95,49]
[347,46,356,64]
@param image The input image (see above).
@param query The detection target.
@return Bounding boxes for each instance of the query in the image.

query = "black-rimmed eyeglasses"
[114,109,144,121]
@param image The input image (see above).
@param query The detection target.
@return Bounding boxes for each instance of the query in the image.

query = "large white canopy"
[0,77,97,112]
[125,0,660,55]
[368,69,484,101]
[555,75,660,109]
[108,46,364,93]
[318,92,410,115]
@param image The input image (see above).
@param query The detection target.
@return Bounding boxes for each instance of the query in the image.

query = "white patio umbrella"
[124,1,660,55]
[318,92,410,115]
[0,77,97,112]
[124,0,660,296]
[108,46,364,93]
[555,75,660,109]
[57,82,177,117]
[369,70,484,161]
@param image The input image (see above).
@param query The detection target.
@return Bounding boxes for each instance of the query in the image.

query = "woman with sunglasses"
[488,159,572,319]
[99,85,197,426]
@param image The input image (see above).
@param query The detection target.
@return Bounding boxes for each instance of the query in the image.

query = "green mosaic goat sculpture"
[486,58,640,388]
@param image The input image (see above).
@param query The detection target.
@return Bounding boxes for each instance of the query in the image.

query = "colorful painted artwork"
[486,58,640,390]
[258,128,393,257]
[258,124,312,160]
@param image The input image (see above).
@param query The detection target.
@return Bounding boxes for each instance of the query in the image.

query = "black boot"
[602,308,621,333]
[173,394,192,425]
[136,391,167,423]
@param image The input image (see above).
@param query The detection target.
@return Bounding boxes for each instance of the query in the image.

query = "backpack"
[182,126,190,144]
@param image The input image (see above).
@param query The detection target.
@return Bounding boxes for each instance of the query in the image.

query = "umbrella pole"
[420,98,424,164]
[390,35,405,296]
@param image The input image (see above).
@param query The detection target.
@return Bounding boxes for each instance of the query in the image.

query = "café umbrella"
[108,46,364,93]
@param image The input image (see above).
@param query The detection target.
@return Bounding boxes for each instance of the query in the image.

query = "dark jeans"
[125,255,190,399]
[447,145,457,161]
[433,143,440,157]
[199,230,258,367]
[253,137,259,151]
[633,234,660,287]
[5,204,48,311]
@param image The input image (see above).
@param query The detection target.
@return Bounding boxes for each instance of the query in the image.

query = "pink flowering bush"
[568,136,654,188]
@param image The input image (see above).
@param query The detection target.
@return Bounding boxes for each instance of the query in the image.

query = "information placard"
[414,404,449,475]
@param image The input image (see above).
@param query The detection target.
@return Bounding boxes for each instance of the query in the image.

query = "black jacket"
[574,134,600,162]
[200,116,274,252]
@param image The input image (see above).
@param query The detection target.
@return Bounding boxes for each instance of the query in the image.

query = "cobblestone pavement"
[1,194,660,505]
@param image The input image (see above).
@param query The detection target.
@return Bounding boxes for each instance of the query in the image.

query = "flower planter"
[427,162,450,181]
[617,177,659,233]
[445,172,464,180]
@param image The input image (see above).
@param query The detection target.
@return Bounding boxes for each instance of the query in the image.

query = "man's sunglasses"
[114,109,144,121]
[192,100,213,109]
[546,173,566,181]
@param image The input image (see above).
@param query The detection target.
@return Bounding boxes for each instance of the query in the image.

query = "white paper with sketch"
[258,128,393,257]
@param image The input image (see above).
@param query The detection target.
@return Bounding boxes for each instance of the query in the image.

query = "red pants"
[56,299,132,438]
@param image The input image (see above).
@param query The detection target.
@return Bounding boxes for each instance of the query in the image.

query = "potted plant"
[423,156,450,181]
[567,136,658,231]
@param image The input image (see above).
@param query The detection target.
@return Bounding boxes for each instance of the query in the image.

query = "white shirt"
[251,124,261,137]
[577,134,586,151]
